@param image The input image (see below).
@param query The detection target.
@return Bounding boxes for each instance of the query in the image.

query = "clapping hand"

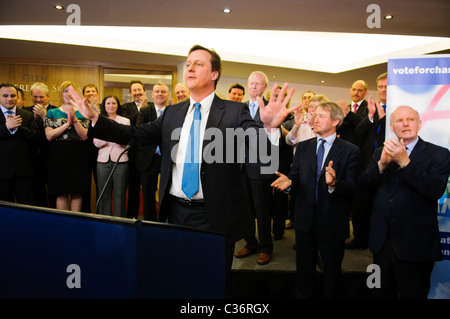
[5,114,22,130]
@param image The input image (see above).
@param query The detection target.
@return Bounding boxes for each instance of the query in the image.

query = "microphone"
[95,144,132,213]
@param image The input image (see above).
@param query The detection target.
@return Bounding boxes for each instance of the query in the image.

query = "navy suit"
[289,136,359,298]
[350,108,386,248]
[88,95,268,244]
[136,104,162,221]
[359,137,450,298]
[242,98,293,253]
[337,100,368,143]
[121,101,150,218]
[0,108,42,204]
[22,104,58,208]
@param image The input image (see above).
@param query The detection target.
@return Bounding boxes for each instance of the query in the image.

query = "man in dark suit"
[22,82,58,208]
[359,105,450,299]
[72,45,298,276]
[0,83,43,205]
[135,82,169,222]
[347,73,387,249]
[337,80,368,142]
[234,71,274,265]
[234,72,293,265]
[121,80,150,219]
[272,101,360,299]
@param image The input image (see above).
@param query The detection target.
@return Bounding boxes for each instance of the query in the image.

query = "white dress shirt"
[169,92,214,200]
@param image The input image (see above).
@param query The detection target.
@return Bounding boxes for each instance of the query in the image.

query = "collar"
[189,92,215,112]
[405,137,419,155]
[317,133,337,145]
[1,105,16,114]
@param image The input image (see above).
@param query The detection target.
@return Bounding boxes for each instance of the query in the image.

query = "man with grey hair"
[272,101,360,298]
[23,82,58,208]
[23,82,57,121]
[359,105,450,299]
[235,71,293,266]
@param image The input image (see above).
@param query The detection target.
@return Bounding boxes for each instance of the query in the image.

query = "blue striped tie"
[181,103,201,199]
[156,108,163,155]
[315,139,325,202]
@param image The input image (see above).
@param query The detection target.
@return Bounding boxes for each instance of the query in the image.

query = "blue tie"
[182,103,201,199]
[315,139,325,202]
[250,102,256,119]
[156,108,163,155]
[5,110,14,117]
[374,104,387,149]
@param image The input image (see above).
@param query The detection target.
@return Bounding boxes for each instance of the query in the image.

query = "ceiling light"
[2,26,449,74]
[54,5,64,10]
[223,8,231,14]
[384,15,393,20]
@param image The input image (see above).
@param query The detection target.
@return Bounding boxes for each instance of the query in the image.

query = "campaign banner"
[387,54,450,299]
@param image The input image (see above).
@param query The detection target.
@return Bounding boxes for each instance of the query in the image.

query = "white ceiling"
[0,0,449,89]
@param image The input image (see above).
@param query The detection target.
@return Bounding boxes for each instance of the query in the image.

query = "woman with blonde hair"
[44,81,91,211]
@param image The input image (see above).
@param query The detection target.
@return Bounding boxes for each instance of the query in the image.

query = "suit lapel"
[203,95,225,155]
[308,138,318,173]
[205,95,225,131]
[389,137,425,195]
[321,138,343,177]
[408,137,425,162]
[169,100,190,155]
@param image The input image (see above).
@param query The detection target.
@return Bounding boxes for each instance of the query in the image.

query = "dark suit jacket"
[0,108,43,179]
[353,110,386,173]
[135,104,160,172]
[244,98,292,179]
[22,103,58,115]
[359,137,450,262]
[289,136,360,241]
[337,100,368,143]
[88,95,270,243]
[122,101,149,127]
[354,100,368,119]
[22,104,58,158]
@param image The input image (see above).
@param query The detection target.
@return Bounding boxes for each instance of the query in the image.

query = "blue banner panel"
[388,56,450,86]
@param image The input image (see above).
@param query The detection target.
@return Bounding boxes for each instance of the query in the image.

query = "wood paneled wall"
[0,58,177,107]
[0,61,101,107]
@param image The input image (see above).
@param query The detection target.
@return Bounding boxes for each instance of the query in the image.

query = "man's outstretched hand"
[68,85,99,123]
[259,83,301,131]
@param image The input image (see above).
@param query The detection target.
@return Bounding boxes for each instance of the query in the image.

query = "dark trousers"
[295,208,345,299]
[166,195,235,297]
[244,178,273,254]
[272,188,288,238]
[351,189,372,247]
[0,176,34,205]
[373,235,435,299]
[127,162,141,219]
[139,155,161,222]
